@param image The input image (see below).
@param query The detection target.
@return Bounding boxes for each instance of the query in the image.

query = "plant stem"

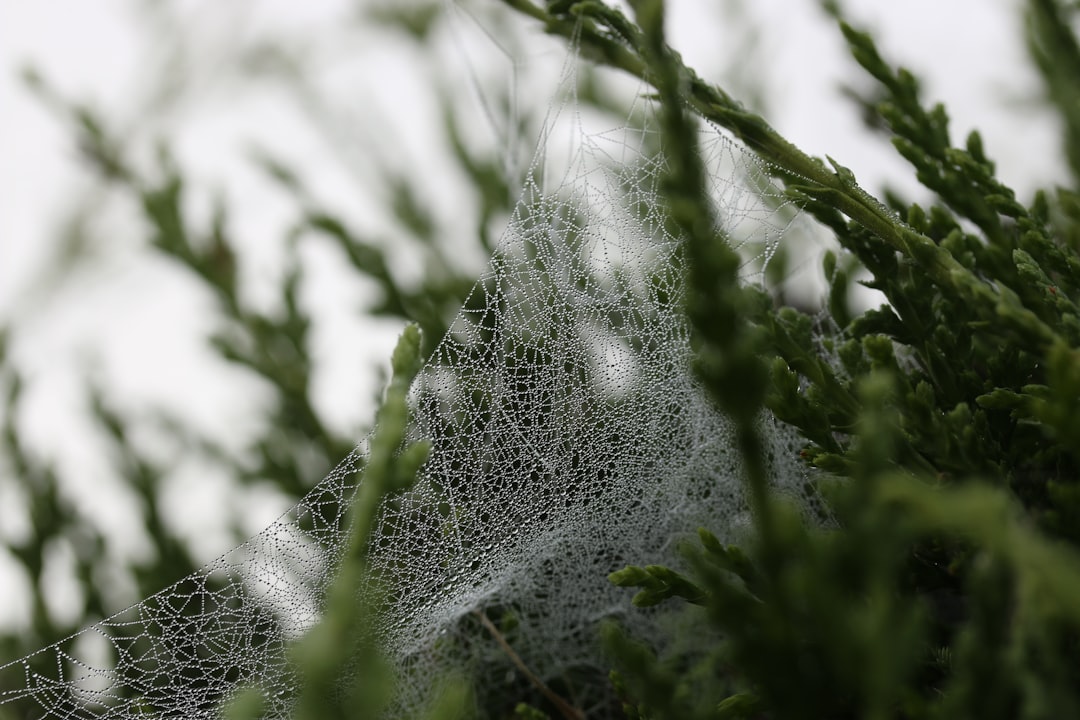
[472,610,586,720]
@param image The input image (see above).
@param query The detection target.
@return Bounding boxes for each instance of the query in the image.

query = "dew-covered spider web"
[0,9,820,719]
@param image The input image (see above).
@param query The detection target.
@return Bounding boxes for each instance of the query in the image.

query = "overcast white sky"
[0,0,1064,630]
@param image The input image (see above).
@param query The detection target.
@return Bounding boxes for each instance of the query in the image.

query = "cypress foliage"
[500,0,1080,717]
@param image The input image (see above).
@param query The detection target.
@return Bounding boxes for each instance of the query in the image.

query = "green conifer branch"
[626,0,777,546]
[1027,0,1080,185]
[502,0,1063,351]
[227,325,432,720]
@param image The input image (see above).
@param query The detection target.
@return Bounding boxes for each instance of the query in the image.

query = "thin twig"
[472,609,586,720]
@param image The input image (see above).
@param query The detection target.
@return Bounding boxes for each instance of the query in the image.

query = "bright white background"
[0,0,1063,631]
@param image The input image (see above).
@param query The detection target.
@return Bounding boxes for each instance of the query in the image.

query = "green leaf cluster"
[501,0,1080,717]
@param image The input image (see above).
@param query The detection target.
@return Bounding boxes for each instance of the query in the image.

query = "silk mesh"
[0,15,816,719]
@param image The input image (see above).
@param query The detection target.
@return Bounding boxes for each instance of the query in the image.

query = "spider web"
[0,9,816,719]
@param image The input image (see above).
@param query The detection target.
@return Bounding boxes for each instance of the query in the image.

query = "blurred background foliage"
[0,0,538,682]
